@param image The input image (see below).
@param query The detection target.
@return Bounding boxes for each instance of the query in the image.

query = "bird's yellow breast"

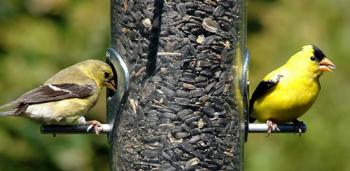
[253,71,320,123]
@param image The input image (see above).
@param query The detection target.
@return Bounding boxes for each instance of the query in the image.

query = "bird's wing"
[249,74,283,122]
[14,83,96,114]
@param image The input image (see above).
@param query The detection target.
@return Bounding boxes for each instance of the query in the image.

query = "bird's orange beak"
[319,58,336,72]
[105,79,116,92]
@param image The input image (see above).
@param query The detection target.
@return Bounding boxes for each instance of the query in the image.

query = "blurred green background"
[0,0,110,171]
[0,0,349,171]
[246,0,350,171]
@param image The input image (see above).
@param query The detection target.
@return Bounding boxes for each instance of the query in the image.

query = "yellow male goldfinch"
[249,45,336,133]
[0,60,116,134]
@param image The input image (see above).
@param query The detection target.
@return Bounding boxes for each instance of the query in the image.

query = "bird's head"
[286,45,336,77]
[101,65,116,92]
[79,60,116,91]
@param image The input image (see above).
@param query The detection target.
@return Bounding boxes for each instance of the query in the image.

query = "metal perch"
[41,124,111,134]
[248,123,307,133]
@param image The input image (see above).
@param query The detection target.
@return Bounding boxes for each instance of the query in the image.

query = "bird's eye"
[104,72,110,78]
[310,56,316,61]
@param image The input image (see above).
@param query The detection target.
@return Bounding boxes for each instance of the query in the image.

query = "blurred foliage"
[246,0,350,171]
[0,0,110,171]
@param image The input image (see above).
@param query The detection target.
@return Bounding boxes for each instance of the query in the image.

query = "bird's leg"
[293,119,304,136]
[78,116,103,135]
[266,120,279,136]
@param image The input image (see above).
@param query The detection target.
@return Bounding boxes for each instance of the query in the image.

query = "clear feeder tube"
[110,0,246,170]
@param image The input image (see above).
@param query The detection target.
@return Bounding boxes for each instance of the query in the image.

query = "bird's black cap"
[312,45,326,61]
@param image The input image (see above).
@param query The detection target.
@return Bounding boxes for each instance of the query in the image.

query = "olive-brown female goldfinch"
[0,60,115,134]
[249,45,336,133]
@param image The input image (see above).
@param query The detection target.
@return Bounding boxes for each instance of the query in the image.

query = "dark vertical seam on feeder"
[146,0,164,75]
[110,0,117,48]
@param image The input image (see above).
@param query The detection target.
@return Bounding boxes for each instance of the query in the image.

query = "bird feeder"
[40,0,307,170]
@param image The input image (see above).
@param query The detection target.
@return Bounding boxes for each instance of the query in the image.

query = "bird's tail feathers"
[0,110,16,116]
[0,101,18,116]
[0,101,17,110]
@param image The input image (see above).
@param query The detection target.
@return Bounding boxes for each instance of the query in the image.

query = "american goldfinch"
[0,60,116,134]
[249,45,336,133]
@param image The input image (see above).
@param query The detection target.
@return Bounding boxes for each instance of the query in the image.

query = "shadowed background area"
[0,0,349,171]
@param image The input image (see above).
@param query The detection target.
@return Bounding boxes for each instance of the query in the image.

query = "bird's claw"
[266,120,279,136]
[86,120,103,135]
